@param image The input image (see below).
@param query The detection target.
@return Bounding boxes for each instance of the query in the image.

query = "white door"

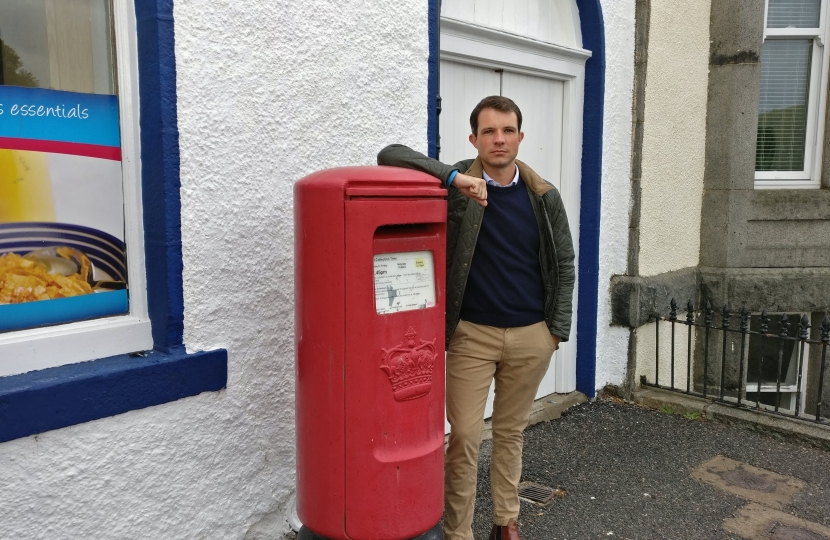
[438,60,500,164]
[440,60,579,423]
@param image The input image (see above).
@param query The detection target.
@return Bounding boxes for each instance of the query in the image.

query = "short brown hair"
[469,96,523,135]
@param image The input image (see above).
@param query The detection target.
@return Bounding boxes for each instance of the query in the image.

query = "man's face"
[469,108,524,169]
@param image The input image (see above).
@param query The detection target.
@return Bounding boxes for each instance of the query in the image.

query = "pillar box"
[295,166,447,540]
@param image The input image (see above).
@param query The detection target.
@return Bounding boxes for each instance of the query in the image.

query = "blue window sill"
[0,347,227,444]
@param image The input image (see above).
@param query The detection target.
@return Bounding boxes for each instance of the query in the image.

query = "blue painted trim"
[136,0,185,353]
[427,0,440,158]
[574,0,605,398]
[0,0,227,444]
[0,348,228,444]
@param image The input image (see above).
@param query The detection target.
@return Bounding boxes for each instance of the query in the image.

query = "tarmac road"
[471,398,830,540]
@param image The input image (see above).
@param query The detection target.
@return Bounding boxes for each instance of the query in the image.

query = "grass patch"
[659,406,676,415]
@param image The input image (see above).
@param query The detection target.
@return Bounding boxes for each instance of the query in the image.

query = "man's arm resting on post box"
[377,144,487,206]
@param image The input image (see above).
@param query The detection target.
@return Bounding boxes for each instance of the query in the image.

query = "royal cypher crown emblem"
[381,327,436,401]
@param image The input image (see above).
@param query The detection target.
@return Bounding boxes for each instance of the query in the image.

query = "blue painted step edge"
[0,347,227,444]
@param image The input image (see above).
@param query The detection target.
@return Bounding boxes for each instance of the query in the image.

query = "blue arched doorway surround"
[573,0,605,398]
[427,0,605,397]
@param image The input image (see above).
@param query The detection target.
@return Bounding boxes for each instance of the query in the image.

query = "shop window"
[755,0,830,188]
[0,0,152,376]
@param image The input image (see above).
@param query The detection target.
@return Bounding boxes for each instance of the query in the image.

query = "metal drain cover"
[517,482,566,506]
[720,468,777,493]
[766,522,829,540]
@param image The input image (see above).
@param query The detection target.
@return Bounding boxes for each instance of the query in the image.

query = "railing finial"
[686,299,694,325]
[760,310,770,334]
[821,314,830,344]
[740,306,750,332]
[704,300,713,327]
[670,298,677,321]
[722,303,732,329]
[778,313,791,339]
[799,314,811,341]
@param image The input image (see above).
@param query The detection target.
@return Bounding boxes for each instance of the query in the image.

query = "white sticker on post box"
[374,251,436,315]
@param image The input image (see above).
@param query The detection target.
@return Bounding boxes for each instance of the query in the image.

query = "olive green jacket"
[377,144,576,347]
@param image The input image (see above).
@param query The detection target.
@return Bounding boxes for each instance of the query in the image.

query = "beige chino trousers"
[443,320,557,540]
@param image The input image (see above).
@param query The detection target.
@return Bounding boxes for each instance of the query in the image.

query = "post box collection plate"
[374,251,436,314]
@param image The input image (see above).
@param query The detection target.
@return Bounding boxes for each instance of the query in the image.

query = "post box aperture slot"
[373,222,439,240]
[373,250,436,315]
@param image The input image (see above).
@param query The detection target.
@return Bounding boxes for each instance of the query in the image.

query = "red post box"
[295,166,447,540]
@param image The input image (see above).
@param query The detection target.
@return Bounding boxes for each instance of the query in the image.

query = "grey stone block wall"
[610,267,830,329]
[700,0,830,270]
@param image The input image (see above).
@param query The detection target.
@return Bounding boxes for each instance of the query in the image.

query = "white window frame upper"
[755,0,830,189]
[0,0,153,378]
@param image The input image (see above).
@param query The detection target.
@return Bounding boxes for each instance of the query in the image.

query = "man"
[378,96,575,540]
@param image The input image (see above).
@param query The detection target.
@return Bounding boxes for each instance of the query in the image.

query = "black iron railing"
[642,299,830,424]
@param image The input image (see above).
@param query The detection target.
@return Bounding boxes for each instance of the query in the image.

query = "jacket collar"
[464,157,555,197]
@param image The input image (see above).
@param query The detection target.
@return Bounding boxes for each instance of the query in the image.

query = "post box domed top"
[296,166,447,199]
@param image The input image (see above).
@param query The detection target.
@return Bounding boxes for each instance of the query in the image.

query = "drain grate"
[719,468,777,493]
[766,522,829,540]
[517,482,566,506]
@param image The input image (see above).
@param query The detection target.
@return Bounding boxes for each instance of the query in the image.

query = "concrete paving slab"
[723,503,830,540]
[691,455,806,510]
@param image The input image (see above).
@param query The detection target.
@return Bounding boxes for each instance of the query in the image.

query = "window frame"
[0,0,152,377]
[743,312,811,414]
[755,0,830,189]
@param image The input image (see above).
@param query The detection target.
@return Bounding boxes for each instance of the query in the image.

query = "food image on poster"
[374,251,436,315]
[0,86,128,332]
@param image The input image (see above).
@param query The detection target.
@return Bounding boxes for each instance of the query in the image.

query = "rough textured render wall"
[637,0,710,276]
[594,0,636,390]
[0,2,429,539]
[633,1,710,381]
[176,0,430,536]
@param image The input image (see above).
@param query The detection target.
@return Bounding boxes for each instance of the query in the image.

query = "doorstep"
[480,391,588,442]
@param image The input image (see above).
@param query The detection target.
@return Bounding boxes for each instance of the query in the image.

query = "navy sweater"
[459,176,545,328]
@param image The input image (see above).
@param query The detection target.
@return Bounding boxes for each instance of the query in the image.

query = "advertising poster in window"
[0,85,127,332]
[1,0,126,333]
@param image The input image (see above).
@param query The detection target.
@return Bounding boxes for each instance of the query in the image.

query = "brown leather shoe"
[488,520,521,540]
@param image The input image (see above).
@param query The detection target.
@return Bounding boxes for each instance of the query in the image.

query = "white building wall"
[594,0,636,391]
[0,1,430,538]
[637,0,710,276]
[634,0,711,384]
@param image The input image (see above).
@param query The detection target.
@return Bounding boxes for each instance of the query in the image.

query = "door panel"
[438,60,500,167]
[500,71,575,397]
[501,72,564,190]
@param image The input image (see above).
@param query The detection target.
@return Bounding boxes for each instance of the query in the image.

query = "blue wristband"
[447,170,458,186]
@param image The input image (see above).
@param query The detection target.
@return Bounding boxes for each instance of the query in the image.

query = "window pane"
[756,39,813,171]
[0,0,128,332]
[747,314,799,385]
[0,0,115,94]
[767,0,821,28]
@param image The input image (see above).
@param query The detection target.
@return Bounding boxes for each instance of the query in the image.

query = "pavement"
[470,395,830,540]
